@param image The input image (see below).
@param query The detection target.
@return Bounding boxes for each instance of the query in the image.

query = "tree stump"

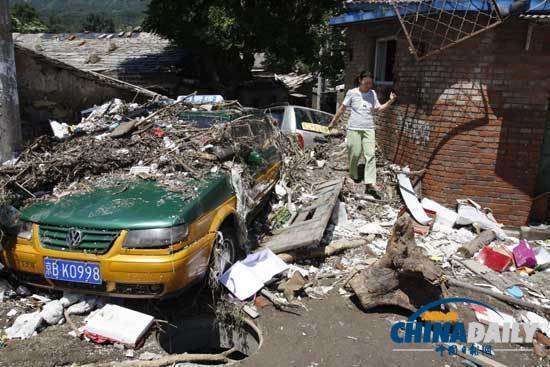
[349,212,444,312]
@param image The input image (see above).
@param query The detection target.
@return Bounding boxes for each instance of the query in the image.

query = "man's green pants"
[347,129,376,185]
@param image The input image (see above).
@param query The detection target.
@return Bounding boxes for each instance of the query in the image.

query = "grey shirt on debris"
[342,88,381,131]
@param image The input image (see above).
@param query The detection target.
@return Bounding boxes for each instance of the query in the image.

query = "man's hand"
[390,92,397,102]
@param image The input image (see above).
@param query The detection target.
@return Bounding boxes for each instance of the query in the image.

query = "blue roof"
[330,0,549,25]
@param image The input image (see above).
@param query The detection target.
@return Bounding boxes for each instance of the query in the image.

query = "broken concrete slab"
[59,291,82,308]
[40,299,64,325]
[520,225,550,241]
[5,312,43,339]
[66,296,100,315]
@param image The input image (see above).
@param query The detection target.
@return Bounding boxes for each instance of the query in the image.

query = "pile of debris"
[216,128,550,362]
[0,97,297,241]
[1,94,550,365]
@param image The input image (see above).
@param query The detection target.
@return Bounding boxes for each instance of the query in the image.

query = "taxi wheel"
[209,228,237,284]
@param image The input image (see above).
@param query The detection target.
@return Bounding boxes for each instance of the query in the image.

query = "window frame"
[267,107,286,127]
[374,36,397,86]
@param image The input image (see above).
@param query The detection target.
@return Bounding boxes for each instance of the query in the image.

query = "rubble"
[67,296,101,315]
[41,299,64,325]
[0,94,548,366]
[5,311,43,339]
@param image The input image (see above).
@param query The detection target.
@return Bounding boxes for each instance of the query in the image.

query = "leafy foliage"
[81,13,116,33]
[143,0,345,84]
[11,0,149,33]
[11,3,48,33]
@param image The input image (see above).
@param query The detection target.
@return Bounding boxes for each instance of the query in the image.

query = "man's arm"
[374,92,397,112]
[328,104,347,129]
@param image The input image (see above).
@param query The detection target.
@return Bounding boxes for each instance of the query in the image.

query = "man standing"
[328,71,396,196]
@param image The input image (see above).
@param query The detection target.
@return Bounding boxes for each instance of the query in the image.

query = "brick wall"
[344,19,550,225]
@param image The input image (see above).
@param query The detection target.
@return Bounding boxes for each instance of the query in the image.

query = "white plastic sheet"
[220,248,288,300]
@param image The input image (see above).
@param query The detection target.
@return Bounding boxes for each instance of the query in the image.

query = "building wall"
[14,47,147,141]
[345,19,550,225]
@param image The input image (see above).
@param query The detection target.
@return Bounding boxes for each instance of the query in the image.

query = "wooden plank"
[271,203,333,234]
[263,179,343,253]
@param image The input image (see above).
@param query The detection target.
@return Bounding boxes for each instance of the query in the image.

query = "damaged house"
[13,32,289,116]
[13,44,159,140]
[331,0,550,226]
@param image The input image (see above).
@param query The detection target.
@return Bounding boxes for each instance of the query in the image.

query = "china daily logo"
[390,298,540,356]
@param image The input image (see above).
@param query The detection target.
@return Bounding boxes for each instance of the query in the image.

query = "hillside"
[12,0,150,32]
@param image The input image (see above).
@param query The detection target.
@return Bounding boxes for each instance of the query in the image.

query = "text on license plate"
[44,258,101,285]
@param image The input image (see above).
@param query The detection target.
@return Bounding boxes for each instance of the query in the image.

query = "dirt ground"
[1,284,546,367]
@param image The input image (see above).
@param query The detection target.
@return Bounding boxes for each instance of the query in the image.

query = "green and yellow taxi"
[1,113,281,298]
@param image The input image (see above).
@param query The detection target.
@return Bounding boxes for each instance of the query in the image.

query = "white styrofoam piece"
[421,197,458,228]
[83,304,154,346]
[456,204,506,239]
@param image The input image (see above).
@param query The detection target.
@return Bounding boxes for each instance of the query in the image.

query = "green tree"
[81,13,116,33]
[142,0,344,85]
[11,3,48,33]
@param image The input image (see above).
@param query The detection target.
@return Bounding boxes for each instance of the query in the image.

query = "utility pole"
[0,0,21,162]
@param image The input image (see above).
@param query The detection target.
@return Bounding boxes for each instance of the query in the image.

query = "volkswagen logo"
[66,228,83,248]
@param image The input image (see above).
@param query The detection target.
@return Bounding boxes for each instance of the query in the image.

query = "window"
[374,37,396,84]
[294,108,332,132]
[267,108,285,127]
[294,108,317,130]
[230,122,253,140]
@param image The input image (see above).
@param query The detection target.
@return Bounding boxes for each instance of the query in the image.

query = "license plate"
[44,258,102,285]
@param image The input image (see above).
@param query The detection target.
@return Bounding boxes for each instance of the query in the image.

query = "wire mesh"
[392,0,503,59]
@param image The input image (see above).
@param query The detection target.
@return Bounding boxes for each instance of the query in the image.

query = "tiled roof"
[14,44,159,98]
[13,32,187,77]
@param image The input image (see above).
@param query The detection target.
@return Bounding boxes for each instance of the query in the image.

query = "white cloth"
[343,88,380,130]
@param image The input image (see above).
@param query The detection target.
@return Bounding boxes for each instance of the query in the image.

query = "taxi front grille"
[39,225,120,254]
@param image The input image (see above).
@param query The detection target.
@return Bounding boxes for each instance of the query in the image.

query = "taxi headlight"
[17,221,33,240]
[122,224,188,249]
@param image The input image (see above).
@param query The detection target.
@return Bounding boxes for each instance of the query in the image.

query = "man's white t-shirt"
[342,88,381,130]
